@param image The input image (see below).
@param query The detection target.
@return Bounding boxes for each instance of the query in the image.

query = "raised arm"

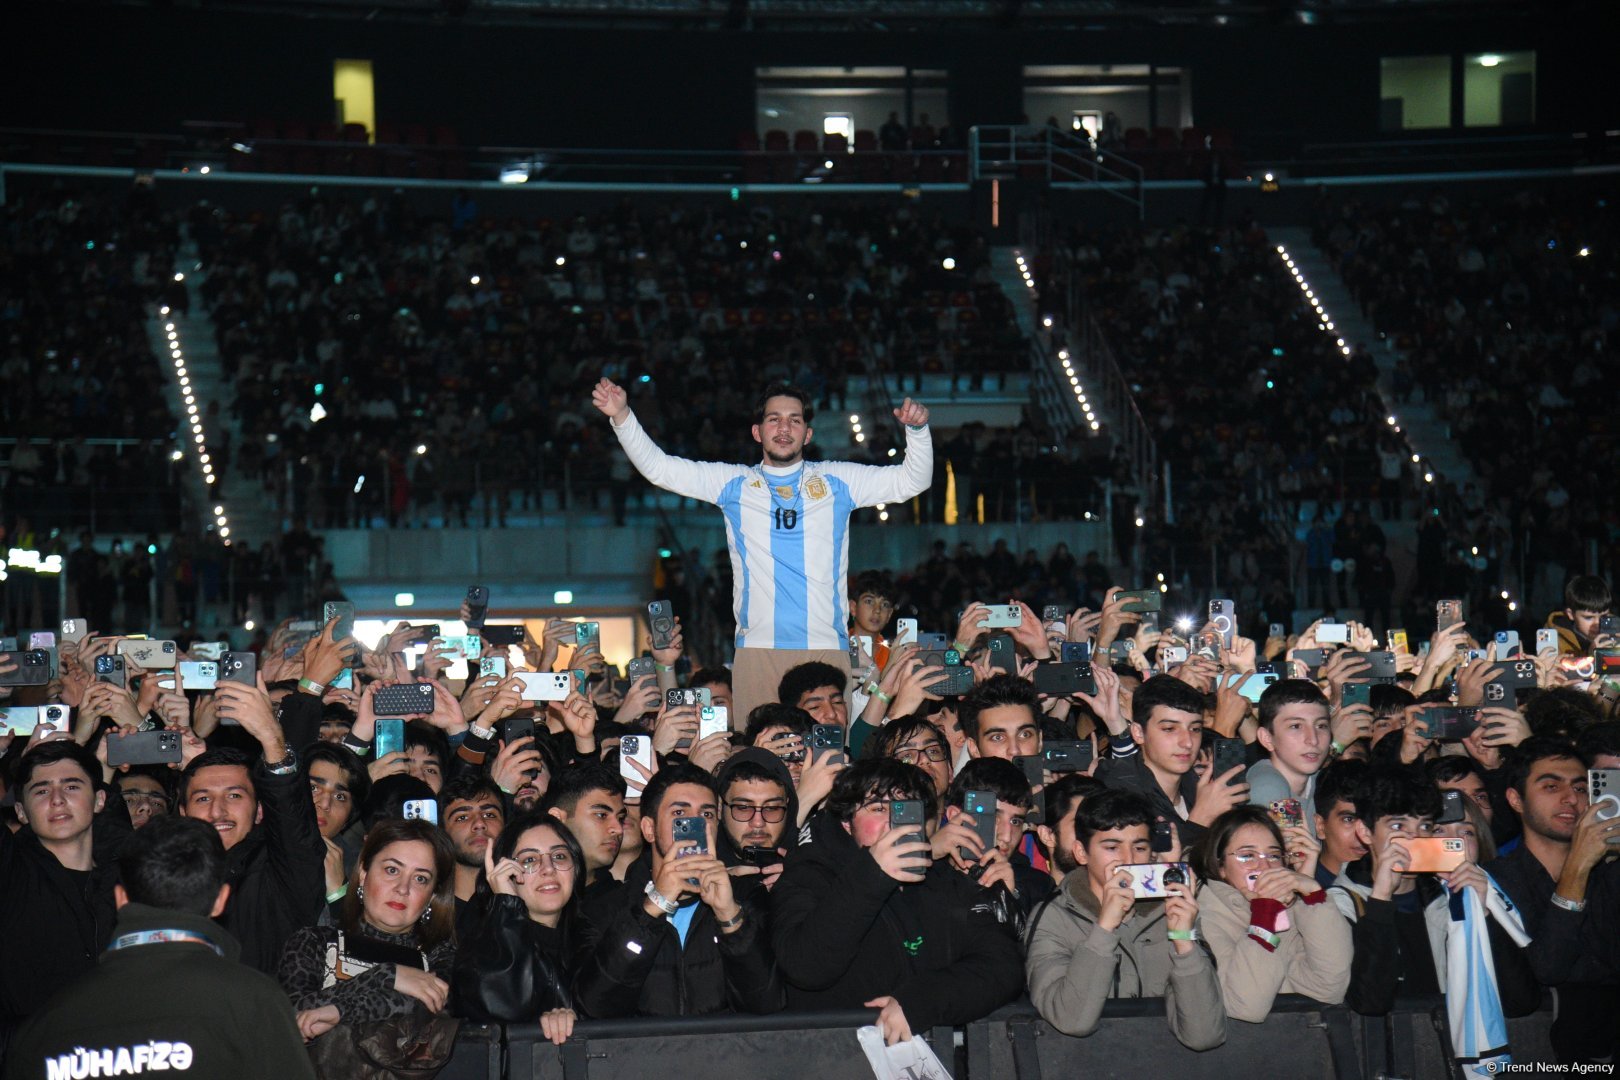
[593,378,742,503]
[822,399,933,509]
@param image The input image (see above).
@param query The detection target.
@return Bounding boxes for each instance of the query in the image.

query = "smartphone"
[374,683,436,717]
[1598,649,1620,676]
[620,734,654,783]
[1043,740,1094,773]
[1436,789,1466,825]
[178,661,218,691]
[1150,820,1176,854]
[1292,647,1328,675]
[105,729,182,767]
[481,624,525,647]
[929,665,976,697]
[518,672,573,702]
[402,799,440,825]
[1119,862,1191,899]
[1588,769,1620,822]
[699,705,729,740]
[1016,756,1046,824]
[672,815,708,857]
[1268,622,1286,641]
[647,600,676,650]
[1536,628,1559,655]
[480,657,508,679]
[1191,631,1222,660]
[1437,599,1464,631]
[1494,630,1522,659]
[1042,605,1066,627]
[1350,650,1398,681]
[1316,622,1350,645]
[1209,599,1236,649]
[331,667,353,690]
[1405,837,1467,873]
[322,601,355,641]
[1060,641,1092,664]
[466,585,489,628]
[1115,588,1161,614]
[1,707,40,735]
[979,605,1023,629]
[849,634,874,671]
[1223,671,1279,704]
[960,790,997,865]
[190,641,226,661]
[987,632,1017,673]
[894,617,918,647]
[810,723,846,766]
[375,718,406,758]
[1599,615,1620,636]
[575,621,600,647]
[1210,737,1247,784]
[59,619,90,645]
[1420,706,1482,741]
[916,632,949,651]
[1340,682,1372,708]
[1160,645,1189,666]
[116,639,178,669]
[627,656,656,680]
[888,799,929,861]
[1032,661,1096,697]
[1268,799,1304,829]
[502,715,535,745]
[664,687,711,708]
[1388,629,1410,654]
[219,651,256,687]
[92,654,127,688]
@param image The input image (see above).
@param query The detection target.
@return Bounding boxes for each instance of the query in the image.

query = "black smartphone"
[810,724,845,766]
[1150,819,1176,854]
[627,656,656,679]
[648,600,676,650]
[372,683,436,717]
[1341,683,1372,708]
[888,799,929,864]
[1060,641,1092,664]
[1210,737,1248,785]
[1016,755,1046,824]
[106,729,182,767]
[961,789,997,865]
[1043,740,1094,773]
[481,625,526,647]
[503,715,535,744]
[1436,789,1466,825]
[928,666,976,697]
[466,585,490,628]
[1031,661,1096,697]
[1348,650,1397,681]
[987,632,1017,673]
[1115,588,1161,614]
[739,845,780,867]
[323,601,355,641]
[1,649,52,687]
[671,815,707,885]
[1042,606,1066,625]
[1292,648,1329,675]
[219,651,257,687]
[1422,706,1483,741]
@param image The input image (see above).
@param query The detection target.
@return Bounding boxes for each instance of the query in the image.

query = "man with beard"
[547,765,629,922]
[714,749,798,891]
[439,774,506,939]
[593,379,932,719]
[1031,772,1106,888]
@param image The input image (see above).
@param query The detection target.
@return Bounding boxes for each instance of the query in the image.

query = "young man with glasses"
[714,749,798,891]
[114,767,174,829]
[868,716,953,799]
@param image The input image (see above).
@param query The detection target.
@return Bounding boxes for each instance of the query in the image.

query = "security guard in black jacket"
[3,817,315,1080]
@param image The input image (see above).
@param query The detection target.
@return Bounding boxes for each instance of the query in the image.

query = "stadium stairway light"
[167,313,233,544]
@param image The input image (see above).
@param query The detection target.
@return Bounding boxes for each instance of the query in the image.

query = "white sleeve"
[610,410,745,504]
[819,424,933,509]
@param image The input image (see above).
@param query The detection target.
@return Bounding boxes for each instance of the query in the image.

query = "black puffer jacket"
[218,761,328,973]
[770,811,1023,1030]
[573,849,784,1018]
[452,894,595,1022]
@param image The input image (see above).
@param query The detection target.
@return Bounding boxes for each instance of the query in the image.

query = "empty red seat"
[763,130,789,152]
[824,132,848,154]
[792,130,818,153]
[853,130,877,152]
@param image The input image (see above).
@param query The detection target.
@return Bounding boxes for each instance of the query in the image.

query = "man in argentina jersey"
[592,378,932,722]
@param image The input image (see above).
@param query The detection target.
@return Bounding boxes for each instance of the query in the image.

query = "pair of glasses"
[515,850,576,875]
[121,792,168,808]
[727,802,788,823]
[1228,850,1285,866]
[894,745,948,765]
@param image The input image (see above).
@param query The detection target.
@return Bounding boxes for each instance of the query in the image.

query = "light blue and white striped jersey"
[612,411,933,650]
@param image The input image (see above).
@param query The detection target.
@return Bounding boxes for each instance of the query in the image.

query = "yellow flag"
[945,460,959,525]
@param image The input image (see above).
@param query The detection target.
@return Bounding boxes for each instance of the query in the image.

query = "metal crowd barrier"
[448,996,1562,1080]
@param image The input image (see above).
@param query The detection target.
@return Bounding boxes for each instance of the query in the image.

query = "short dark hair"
[404,722,450,774]
[1044,771,1106,828]
[114,765,177,802]
[1130,674,1206,727]
[1257,679,1328,731]
[1074,787,1155,846]
[722,758,789,794]
[946,757,1034,812]
[179,747,254,802]
[16,740,101,793]
[1350,766,1442,827]
[866,715,948,762]
[1525,687,1603,739]
[118,816,227,916]
[1193,805,1285,884]
[849,570,897,606]
[640,763,721,820]
[320,701,356,728]
[824,758,937,826]
[363,774,438,830]
[777,662,845,709]
[1315,758,1369,813]
[744,702,813,746]
[754,384,814,427]
[958,674,1040,740]
[690,667,733,691]
[1565,574,1612,613]
[1370,684,1417,719]
[438,773,505,818]
[301,741,370,808]
[545,765,626,814]
[1503,736,1584,796]
[1425,755,1483,787]
[1576,722,1620,766]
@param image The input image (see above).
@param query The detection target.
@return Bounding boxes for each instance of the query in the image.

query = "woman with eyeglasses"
[1191,806,1353,1022]
[452,810,597,1045]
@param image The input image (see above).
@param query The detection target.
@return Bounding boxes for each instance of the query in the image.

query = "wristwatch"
[643,880,679,916]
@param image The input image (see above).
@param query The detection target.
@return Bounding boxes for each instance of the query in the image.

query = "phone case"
[1404,837,1466,873]
[178,661,218,690]
[375,719,405,759]
[671,816,708,857]
[1116,589,1161,614]
[980,605,1023,628]
[219,652,256,686]
[519,673,572,701]
[106,730,182,767]
[961,790,997,863]
[0,650,50,686]
[1268,799,1303,829]
[373,683,436,716]
[1211,738,1247,783]
[699,706,729,739]
[620,736,653,782]
[1043,740,1093,772]
[1120,862,1190,898]
[648,601,676,649]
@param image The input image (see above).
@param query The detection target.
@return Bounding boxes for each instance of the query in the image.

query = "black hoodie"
[713,747,799,866]
[770,810,1023,1030]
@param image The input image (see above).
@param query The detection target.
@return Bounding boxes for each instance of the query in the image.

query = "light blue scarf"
[1441,871,1530,1078]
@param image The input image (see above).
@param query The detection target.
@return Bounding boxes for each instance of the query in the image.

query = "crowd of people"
[1314,186,1620,613]
[188,193,1031,528]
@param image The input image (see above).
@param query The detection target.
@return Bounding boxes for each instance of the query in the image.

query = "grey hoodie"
[1024,869,1228,1050]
